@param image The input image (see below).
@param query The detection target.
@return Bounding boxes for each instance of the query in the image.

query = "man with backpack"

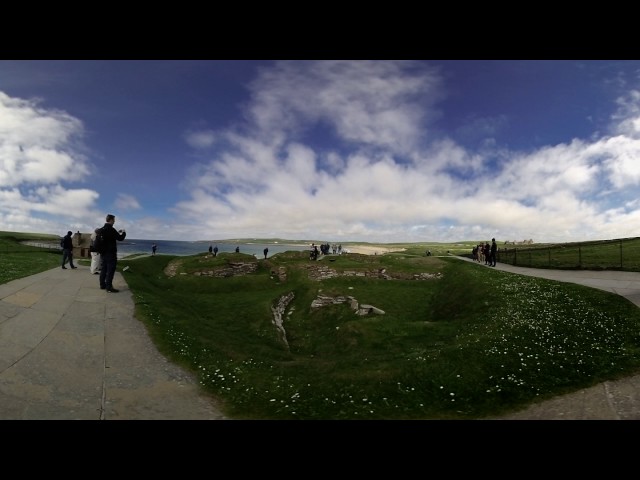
[98,214,127,293]
[61,231,77,269]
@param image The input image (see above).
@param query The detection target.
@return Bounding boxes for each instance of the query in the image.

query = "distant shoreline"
[194,239,407,255]
[285,243,407,255]
[21,238,406,257]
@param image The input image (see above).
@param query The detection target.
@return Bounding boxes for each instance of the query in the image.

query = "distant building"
[71,232,92,259]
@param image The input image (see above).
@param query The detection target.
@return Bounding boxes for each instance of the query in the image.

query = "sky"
[2,59,640,244]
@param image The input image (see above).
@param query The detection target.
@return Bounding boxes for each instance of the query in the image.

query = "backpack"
[90,228,105,254]
[60,237,65,248]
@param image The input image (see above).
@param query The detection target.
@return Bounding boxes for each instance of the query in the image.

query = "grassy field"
[4,231,640,419]
[491,237,640,270]
[0,231,63,284]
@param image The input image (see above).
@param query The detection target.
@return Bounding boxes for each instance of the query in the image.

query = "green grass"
[0,231,63,283]
[495,237,640,270]
[4,231,640,419]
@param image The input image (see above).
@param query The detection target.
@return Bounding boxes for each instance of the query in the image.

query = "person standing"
[90,228,102,274]
[213,245,218,256]
[483,242,491,265]
[263,247,269,259]
[61,231,77,269]
[208,245,213,254]
[99,214,126,293]
[152,243,157,256]
[490,238,498,267]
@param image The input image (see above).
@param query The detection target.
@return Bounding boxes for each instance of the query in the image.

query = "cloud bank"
[173,61,640,243]
[4,60,640,244]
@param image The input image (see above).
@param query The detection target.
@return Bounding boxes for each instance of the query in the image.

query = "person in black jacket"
[61,230,77,269]
[98,214,126,292]
[490,238,498,267]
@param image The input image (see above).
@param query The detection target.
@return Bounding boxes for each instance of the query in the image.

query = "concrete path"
[0,265,227,420]
[453,256,640,420]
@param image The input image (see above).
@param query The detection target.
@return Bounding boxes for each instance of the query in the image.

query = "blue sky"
[1,59,640,243]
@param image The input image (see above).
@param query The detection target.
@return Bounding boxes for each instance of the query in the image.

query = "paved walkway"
[0,265,227,420]
[3,258,640,420]
[453,256,640,420]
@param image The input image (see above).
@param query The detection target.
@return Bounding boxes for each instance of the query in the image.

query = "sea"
[116,239,311,259]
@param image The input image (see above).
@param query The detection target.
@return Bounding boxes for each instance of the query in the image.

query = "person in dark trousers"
[152,243,157,256]
[208,245,213,254]
[99,214,127,293]
[263,247,269,259]
[490,238,498,267]
[235,246,240,253]
[213,245,218,256]
[61,231,77,269]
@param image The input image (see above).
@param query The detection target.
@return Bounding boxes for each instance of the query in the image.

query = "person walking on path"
[89,228,101,274]
[99,214,126,293]
[61,231,77,269]
[490,238,498,267]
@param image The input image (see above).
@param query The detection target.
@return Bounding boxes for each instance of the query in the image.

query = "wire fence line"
[480,237,640,271]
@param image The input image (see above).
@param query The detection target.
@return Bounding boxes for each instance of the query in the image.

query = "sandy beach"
[288,243,406,256]
[341,245,406,255]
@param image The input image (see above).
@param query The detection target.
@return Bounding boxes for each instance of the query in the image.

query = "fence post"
[579,246,581,267]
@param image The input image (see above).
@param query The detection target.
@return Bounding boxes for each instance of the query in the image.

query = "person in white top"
[90,228,101,274]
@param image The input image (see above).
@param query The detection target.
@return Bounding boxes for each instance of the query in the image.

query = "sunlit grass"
[121,250,640,419]
[0,231,62,283]
[4,231,640,419]
[497,236,640,270]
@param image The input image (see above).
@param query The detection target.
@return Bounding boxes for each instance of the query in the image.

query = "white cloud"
[612,89,640,138]
[8,61,640,244]
[173,61,640,243]
[114,193,141,210]
[598,135,640,188]
[246,60,442,154]
[184,129,217,149]
[0,92,90,187]
[0,90,101,234]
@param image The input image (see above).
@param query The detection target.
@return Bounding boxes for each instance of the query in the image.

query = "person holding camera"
[99,213,127,293]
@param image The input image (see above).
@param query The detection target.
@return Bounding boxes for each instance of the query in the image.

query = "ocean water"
[116,239,311,259]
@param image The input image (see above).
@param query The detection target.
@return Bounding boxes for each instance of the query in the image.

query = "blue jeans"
[99,252,117,289]
[62,248,75,268]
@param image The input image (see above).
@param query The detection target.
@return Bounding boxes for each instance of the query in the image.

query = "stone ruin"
[270,290,387,350]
